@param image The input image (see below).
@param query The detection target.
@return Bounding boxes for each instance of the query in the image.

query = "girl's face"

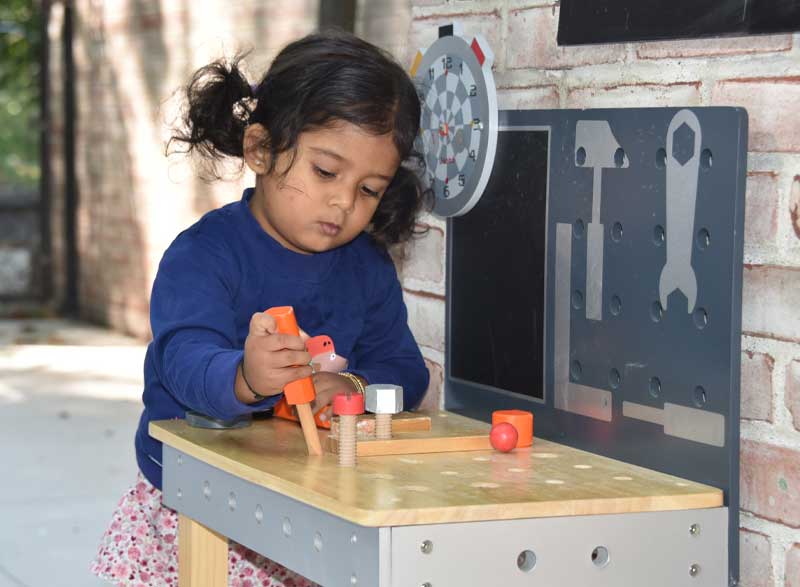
[245,121,401,254]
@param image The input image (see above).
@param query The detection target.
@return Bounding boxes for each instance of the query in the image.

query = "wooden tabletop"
[150,411,722,527]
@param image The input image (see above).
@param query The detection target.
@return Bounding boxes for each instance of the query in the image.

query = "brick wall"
[398,1,800,585]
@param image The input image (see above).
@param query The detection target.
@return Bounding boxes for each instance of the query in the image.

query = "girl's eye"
[361,186,380,198]
[314,165,336,179]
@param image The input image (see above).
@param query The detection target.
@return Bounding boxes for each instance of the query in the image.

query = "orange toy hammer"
[266,306,322,456]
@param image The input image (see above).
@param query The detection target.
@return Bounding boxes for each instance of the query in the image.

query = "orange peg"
[265,306,321,455]
[492,410,533,448]
[266,306,316,406]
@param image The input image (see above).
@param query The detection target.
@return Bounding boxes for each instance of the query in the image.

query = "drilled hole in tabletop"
[545,479,565,485]
[531,453,558,459]
[472,456,491,462]
[613,476,633,481]
[398,458,423,465]
[471,482,500,489]
[440,471,460,476]
[573,464,593,469]
[508,468,526,473]
[592,546,610,568]
[517,549,537,572]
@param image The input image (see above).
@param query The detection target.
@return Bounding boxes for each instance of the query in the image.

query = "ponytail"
[167,54,255,177]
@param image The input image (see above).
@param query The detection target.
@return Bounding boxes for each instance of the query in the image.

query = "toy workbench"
[151,104,746,586]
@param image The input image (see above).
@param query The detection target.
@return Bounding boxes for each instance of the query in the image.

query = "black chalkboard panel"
[558,0,800,45]
[449,130,549,399]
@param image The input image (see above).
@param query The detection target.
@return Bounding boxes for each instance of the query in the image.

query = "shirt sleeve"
[347,249,430,410]
[148,229,280,420]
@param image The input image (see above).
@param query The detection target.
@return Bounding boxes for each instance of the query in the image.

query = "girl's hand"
[310,372,361,422]
[237,311,312,402]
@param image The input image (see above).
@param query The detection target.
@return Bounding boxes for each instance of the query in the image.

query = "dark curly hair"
[168,29,432,248]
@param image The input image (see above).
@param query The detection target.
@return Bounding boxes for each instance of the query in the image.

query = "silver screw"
[690,564,701,577]
[690,523,701,536]
[421,583,432,587]
[420,540,433,554]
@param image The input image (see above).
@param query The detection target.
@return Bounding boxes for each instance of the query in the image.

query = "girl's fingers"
[248,311,278,336]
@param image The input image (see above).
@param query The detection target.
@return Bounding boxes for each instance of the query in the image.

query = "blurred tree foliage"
[0,0,40,189]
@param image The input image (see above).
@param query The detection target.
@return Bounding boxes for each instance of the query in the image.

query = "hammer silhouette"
[575,121,629,321]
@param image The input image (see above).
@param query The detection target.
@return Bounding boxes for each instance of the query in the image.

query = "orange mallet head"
[265,306,316,406]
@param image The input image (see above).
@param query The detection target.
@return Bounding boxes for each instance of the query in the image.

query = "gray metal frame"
[445,108,746,585]
[163,445,728,587]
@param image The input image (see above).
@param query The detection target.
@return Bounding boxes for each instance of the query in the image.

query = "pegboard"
[446,107,747,585]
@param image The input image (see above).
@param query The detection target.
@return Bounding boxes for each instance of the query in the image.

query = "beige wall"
[47,2,800,583]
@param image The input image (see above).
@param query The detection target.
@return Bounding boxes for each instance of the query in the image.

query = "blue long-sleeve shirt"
[135,188,429,489]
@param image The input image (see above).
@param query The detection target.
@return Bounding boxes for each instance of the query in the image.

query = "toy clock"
[410,23,498,217]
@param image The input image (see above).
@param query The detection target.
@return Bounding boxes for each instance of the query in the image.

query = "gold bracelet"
[339,371,365,395]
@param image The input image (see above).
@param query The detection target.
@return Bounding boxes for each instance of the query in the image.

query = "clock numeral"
[469,149,476,160]
[458,174,466,187]
[443,184,450,197]
[469,84,477,97]
[471,118,482,130]
[459,61,463,74]
[428,67,435,80]
[442,56,453,70]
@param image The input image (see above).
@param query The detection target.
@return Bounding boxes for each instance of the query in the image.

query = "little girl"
[91,29,430,586]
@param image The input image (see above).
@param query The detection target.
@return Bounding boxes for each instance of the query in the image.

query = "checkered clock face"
[413,32,497,217]
[420,55,481,203]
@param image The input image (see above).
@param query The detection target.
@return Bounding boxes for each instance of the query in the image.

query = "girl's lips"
[318,222,341,236]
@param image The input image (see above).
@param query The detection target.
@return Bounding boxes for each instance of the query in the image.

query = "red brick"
[787,360,800,432]
[567,82,701,109]
[507,6,625,70]
[419,357,443,412]
[637,35,791,60]
[497,85,560,110]
[740,439,800,527]
[787,543,800,587]
[744,172,780,247]
[742,265,800,342]
[713,78,800,152]
[403,289,445,351]
[791,176,800,241]
[401,225,445,285]
[407,11,503,67]
[739,529,774,587]
[741,351,774,422]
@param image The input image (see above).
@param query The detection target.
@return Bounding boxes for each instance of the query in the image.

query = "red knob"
[332,392,365,416]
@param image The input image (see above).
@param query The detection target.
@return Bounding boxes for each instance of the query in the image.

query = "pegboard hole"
[693,308,709,330]
[696,228,711,250]
[650,301,664,323]
[693,386,707,408]
[570,360,583,381]
[701,149,713,169]
[571,290,584,310]
[656,148,667,169]
[653,225,666,246]
[176,488,182,500]
[649,377,662,398]
[611,222,623,242]
[609,368,622,389]
[614,147,626,168]
[609,295,623,316]
[517,550,538,572]
[576,146,587,166]
[574,218,586,238]
[592,546,610,568]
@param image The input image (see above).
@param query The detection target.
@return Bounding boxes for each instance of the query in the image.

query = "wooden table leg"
[178,513,228,587]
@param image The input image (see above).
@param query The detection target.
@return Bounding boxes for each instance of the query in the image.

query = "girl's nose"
[329,188,356,214]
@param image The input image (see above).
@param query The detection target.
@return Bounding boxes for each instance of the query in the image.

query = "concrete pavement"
[0,319,146,587]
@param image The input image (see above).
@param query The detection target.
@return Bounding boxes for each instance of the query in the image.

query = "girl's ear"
[243,123,270,175]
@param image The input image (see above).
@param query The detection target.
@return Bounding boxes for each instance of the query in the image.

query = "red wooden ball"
[489,422,519,452]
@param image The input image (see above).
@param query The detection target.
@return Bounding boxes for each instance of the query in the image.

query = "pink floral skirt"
[91,473,318,587]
